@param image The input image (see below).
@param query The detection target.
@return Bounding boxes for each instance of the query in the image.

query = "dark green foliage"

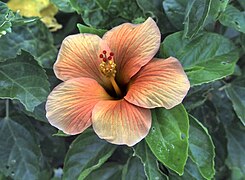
[0,0,244,179]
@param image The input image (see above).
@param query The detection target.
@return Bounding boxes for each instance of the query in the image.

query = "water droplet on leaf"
[181,133,186,139]
[11,160,16,164]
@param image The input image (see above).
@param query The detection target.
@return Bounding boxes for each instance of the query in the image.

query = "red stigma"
[103,58,107,62]
[110,52,114,56]
[103,50,107,54]
[108,56,112,60]
[99,54,103,58]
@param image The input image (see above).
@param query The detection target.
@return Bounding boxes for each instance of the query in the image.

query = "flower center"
[99,50,122,97]
[99,51,116,78]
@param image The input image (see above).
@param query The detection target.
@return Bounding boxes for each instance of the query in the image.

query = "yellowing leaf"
[40,3,62,31]
[7,0,62,31]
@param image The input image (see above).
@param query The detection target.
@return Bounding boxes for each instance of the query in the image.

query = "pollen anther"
[100,61,117,77]
[99,51,117,77]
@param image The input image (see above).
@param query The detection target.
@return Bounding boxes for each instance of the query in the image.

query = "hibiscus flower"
[46,17,190,146]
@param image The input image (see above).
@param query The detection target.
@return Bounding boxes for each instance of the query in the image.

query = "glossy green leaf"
[136,0,175,34]
[35,123,67,169]
[210,83,235,125]
[169,158,205,180]
[122,156,146,180]
[184,83,213,112]
[17,102,48,123]
[225,122,245,176]
[96,0,111,11]
[0,19,57,68]
[77,23,106,37]
[0,117,41,179]
[71,0,144,28]
[0,51,50,112]
[183,0,212,39]
[51,0,75,13]
[163,0,228,30]
[85,163,122,180]
[63,129,116,180]
[208,0,229,20]
[162,31,239,86]
[134,141,168,180]
[189,115,215,179]
[146,104,189,175]
[162,0,186,30]
[225,70,245,126]
[70,0,108,28]
[219,5,245,33]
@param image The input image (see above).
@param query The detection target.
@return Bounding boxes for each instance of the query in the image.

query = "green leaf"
[35,124,67,169]
[169,158,205,180]
[0,19,57,68]
[85,163,122,180]
[122,156,146,180]
[219,5,245,33]
[134,141,168,180]
[51,0,75,13]
[52,130,71,137]
[145,104,189,175]
[17,102,48,123]
[161,31,239,86]
[163,0,228,31]
[225,71,245,126]
[189,115,215,179]
[0,51,50,112]
[31,122,66,169]
[63,129,116,180]
[184,83,212,111]
[162,0,186,30]
[225,122,245,177]
[95,0,111,11]
[183,0,212,39]
[71,0,144,28]
[210,83,236,125]
[136,0,176,34]
[77,23,106,37]
[208,0,229,20]
[0,117,41,179]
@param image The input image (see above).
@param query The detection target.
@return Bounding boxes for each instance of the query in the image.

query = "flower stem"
[109,77,122,97]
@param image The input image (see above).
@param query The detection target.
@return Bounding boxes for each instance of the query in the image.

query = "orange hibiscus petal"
[103,17,161,85]
[54,34,111,88]
[92,99,151,146]
[46,77,112,135]
[125,57,190,109]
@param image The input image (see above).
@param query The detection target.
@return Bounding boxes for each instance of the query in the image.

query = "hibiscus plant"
[0,0,244,180]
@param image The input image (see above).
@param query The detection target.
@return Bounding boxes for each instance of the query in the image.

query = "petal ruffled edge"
[125,57,190,109]
[46,77,112,135]
[92,99,151,146]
